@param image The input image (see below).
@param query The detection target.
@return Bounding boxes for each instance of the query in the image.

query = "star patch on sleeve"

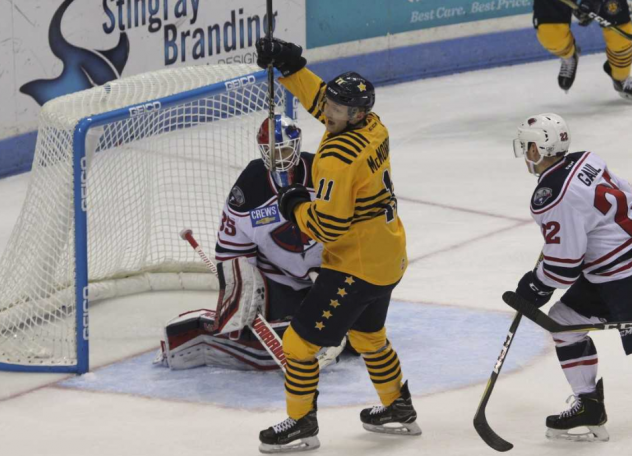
[315,321,325,330]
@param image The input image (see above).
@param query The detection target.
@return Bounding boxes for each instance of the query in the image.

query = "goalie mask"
[257,114,302,187]
[513,113,570,176]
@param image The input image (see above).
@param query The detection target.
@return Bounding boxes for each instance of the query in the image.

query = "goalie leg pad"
[157,309,287,371]
[216,257,268,334]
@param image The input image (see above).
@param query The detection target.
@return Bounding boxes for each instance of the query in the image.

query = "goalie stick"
[180,229,287,372]
[555,0,632,41]
[473,313,522,452]
[503,291,632,333]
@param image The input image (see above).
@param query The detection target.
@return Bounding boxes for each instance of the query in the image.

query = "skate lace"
[369,405,388,415]
[559,395,582,418]
[622,77,632,91]
[559,57,577,78]
[272,417,297,434]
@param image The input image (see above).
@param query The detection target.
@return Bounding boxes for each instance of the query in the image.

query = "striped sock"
[605,24,632,81]
[556,336,598,396]
[363,343,403,406]
[285,358,320,420]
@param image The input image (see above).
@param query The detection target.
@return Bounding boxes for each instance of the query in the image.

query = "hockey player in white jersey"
[156,115,347,371]
[512,113,632,442]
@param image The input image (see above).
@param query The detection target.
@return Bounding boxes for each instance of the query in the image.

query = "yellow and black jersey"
[280,68,407,286]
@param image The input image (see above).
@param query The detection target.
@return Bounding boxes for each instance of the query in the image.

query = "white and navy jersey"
[215,153,323,290]
[531,151,632,287]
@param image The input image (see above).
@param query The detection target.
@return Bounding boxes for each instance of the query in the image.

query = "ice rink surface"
[2,53,632,455]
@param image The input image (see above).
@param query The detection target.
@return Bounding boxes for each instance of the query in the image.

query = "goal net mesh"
[0,64,285,369]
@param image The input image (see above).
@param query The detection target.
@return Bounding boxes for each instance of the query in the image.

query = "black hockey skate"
[360,381,422,436]
[603,61,632,100]
[546,378,609,442]
[558,47,580,92]
[259,392,320,454]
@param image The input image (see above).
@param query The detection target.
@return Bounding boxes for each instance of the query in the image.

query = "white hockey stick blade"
[316,337,346,370]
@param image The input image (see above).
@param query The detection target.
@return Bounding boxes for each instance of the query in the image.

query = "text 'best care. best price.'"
[410,0,531,23]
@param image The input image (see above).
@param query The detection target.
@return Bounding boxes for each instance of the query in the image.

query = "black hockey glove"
[256,37,307,77]
[278,183,310,224]
[573,0,601,27]
[515,270,555,308]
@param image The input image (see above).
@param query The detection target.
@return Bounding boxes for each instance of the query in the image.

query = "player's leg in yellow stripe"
[282,324,321,419]
[349,328,402,405]
[537,24,579,92]
[537,24,576,59]
[603,23,632,82]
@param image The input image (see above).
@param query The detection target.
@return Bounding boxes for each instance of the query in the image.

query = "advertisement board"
[0,0,305,141]
[306,0,533,48]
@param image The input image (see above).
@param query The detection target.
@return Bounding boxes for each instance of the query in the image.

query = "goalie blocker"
[154,257,345,371]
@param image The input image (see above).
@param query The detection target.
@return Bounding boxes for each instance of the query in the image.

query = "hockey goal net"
[0,64,289,373]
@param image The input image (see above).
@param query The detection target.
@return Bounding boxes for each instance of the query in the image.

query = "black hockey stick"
[503,291,632,333]
[266,0,277,171]
[554,0,632,41]
[473,313,522,452]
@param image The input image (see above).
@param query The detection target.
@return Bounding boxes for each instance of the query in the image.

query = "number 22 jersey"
[532,151,632,287]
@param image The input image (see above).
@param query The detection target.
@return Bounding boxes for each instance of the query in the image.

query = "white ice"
[2,53,632,456]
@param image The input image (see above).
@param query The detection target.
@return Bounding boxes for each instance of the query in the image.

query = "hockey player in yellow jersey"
[255,37,420,453]
[533,0,632,98]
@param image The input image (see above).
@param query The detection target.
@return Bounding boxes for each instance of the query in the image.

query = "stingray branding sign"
[100,0,304,66]
[2,0,304,139]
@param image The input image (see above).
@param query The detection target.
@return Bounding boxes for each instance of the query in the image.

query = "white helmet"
[513,113,570,174]
[257,114,302,186]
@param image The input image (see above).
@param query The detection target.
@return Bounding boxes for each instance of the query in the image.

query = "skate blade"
[546,426,609,442]
[259,436,320,454]
[362,421,422,436]
[618,92,632,101]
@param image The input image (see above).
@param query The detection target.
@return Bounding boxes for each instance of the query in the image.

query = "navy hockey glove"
[515,271,555,308]
[256,37,307,77]
[278,184,310,224]
[573,0,601,27]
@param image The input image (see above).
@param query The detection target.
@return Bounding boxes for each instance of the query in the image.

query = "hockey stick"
[503,291,632,333]
[555,0,632,41]
[180,229,287,372]
[266,0,277,172]
[473,313,521,452]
